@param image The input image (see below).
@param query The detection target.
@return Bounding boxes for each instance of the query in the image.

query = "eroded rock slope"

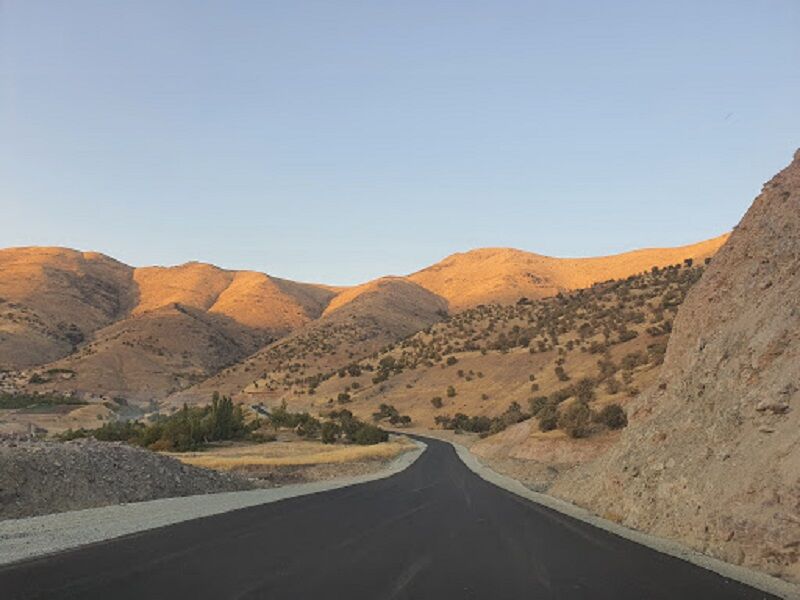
[551,151,800,583]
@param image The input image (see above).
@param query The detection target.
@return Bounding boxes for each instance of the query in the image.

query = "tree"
[596,404,628,429]
[558,401,592,438]
[354,424,388,445]
[538,403,558,432]
[321,421,340,444]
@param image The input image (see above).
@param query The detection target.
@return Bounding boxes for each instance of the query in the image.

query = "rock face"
[551,151,800,583]
[0,437,252,519]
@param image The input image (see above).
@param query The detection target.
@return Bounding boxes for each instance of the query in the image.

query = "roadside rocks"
[0,437,252,520]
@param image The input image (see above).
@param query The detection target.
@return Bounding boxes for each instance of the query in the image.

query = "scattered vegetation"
[60,393,254,451]
[434,401,528,437]
[0,392,86,410]
[371,403,412,427]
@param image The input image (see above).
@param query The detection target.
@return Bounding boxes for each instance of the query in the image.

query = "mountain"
[0,235,727,405]
[549,150,800,584]
[408,236,728,312]
[0,248,136,368]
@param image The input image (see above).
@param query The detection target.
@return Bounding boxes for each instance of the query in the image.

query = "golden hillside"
[0,247,136,368]
[0,249,335,401]
[1,235,726,408]
[170,277,448,406]
[34,304,273,402]
[408,235,728,311]
[274,261,705,441]
[134,264,335,332]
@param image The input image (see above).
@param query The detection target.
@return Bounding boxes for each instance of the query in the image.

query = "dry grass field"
[169,435,415,479]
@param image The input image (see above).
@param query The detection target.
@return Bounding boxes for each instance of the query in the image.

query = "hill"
[287,260,705,443]
[0,248,136,368]
[550,150,800,583]
[0,236,726,412]
[408,236,728,311]
[170,278,448,406]
[0,249,337,402]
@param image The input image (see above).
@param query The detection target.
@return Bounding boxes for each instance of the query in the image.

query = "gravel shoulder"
[0,439,425,566]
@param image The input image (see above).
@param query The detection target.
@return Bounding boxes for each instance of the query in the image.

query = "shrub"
[446,386,456,398]
[558,401,592,438]
[595,403,628,429]
[321,421,340,443]
[431,396,443,409]
[353,424,389,445]
[0,392,85,410]
[529,396,548,416]
[605,377,622,395]
[573,377,596,403]
[538,403,558,432]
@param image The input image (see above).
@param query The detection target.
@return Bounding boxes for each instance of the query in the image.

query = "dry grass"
[170,436,414,471]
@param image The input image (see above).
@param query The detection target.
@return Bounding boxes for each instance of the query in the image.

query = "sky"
[1,1,798,285]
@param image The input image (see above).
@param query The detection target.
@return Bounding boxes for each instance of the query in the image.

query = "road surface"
[0,437,778,599]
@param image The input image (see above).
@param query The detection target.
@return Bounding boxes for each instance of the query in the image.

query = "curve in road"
[0,437,780,599]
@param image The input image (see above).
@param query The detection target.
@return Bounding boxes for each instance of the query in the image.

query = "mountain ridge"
[0,235,728,402]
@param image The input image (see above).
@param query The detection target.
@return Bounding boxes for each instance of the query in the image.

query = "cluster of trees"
[269,402,389,445]
[530,395,627,438]
[60,393,254,451]
[321,409,388,445]
[434,402,528,436]
[372,403,412,427]
[0,391,85,410]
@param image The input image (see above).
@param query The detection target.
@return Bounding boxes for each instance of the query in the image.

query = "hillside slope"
[551,151,800,583]
[1,236,726,406]
[408,236,728,311]
[170,278,448,406]
[0,248,136,368]
[0,249,337,401]
[306,262,703,444]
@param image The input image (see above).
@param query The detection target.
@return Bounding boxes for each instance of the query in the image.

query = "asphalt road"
[0,437,779,599]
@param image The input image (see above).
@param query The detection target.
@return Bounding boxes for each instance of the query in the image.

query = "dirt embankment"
[549,150,800,584]
[0,437,252,520]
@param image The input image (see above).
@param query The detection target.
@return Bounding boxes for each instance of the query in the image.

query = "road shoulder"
[0,439,425,567]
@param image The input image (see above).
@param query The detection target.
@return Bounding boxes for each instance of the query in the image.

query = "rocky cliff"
[551,151,800,583]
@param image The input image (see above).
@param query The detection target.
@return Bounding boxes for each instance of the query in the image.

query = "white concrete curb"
[449,440,799,600]
[0,440,426,567]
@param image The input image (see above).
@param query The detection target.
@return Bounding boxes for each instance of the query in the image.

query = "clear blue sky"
[1,1,798,285]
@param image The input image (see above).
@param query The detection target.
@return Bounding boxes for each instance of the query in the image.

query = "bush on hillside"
[537,403,559,432]
[558,401,592,438]
[595,403,628,429]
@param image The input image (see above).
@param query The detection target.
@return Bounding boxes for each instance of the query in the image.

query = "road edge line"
[447,439,799,600]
